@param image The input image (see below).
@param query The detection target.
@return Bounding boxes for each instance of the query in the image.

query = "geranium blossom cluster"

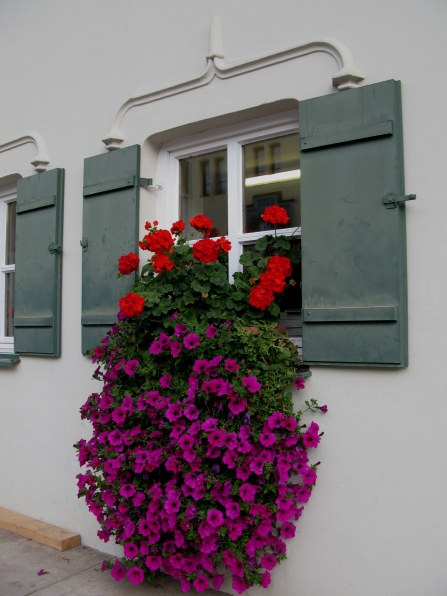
[260,205,290,226]
[249,255,293,311]
[77,321,324,593]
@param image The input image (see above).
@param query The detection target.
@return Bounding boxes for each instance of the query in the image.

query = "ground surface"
[0,529,229,596]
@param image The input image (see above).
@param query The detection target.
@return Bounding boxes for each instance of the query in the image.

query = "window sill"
[0,354,20,367]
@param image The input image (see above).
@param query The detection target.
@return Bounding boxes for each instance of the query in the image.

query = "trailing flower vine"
[75,206,326,594]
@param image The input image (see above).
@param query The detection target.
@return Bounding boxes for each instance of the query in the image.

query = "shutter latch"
[383,192,416,209]
[138,177,163,190]
[80,238,89,252]
[48,242,62,254]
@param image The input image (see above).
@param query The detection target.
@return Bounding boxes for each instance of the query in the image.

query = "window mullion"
[226,139,243,278]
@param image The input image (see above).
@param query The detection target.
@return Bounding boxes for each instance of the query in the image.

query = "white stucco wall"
[0,1,446,595]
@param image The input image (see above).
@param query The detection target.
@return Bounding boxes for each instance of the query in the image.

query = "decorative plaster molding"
[0,133,50,172]
[102,17,365,150]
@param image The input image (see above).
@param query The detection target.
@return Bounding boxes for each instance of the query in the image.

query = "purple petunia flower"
[224,358,240,372]
[124,359,139,376]
[280,521,296,539]
[239,482,258,502]
[149,340,163,355]
[242,375,262,393]
[207,509,224,528]
[193,573,210,593]
[127,566,145,585]
[145,555,162,571]
[110,560,126,581]
[159,374,172,388]
[183,332,200,350]
[170,341,182,357]
[292,375,305,390]
[123,543,138,559]
[205,324,218,338]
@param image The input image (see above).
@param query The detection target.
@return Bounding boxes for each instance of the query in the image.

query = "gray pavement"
[0,529,230,596]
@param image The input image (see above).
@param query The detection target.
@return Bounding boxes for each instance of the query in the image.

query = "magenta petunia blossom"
[259,431,276,447]
[110,560,126,581]
[148,340,163,355]
[145,555,162,571]
[207,508,225,527]
[302,421,320,448]
[127,566,145,585]
[280,521,296,539]
[224,358,240,372]
[123,542,138,559]
[183,332,200,349]
[242,375,262,393]
[193,573,210,593]
[124,359,139,376]
[205,324,218,338]
[232,576,251,594]
[119,483,136,499]
[159,374,172,388]
[201,418,218,432]
[170,341,182,357]
[261,571,271,588]
[292,375,305,390]
[184,404,199,420]
[239,482,258,502]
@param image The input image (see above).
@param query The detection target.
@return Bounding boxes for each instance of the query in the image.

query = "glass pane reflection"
[180,150,228,238]
[243,133,300,233]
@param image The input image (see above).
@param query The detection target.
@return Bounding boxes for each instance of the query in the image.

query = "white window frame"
[0,184,16,354]
[157,110,300,279]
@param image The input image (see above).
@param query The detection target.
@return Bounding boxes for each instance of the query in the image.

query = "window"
[0,184,16,354]
[161,111,302,345]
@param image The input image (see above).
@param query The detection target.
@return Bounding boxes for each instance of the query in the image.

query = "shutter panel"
[300,80,410,367]
[14,168,64,356]
[81,145,140,354]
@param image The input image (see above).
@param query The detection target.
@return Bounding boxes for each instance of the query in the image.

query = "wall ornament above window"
[102,17,366,151]
[0,133,50,173]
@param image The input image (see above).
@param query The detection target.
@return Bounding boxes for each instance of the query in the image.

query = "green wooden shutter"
[81,145,141,354]
[300,80,411,367]
[14,168,64,356]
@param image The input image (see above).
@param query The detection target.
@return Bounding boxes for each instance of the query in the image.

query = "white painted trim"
[0,133,50,172]
[102,17,365,150]
[0,184,16,353]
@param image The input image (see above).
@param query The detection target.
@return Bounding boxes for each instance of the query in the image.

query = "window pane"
[243,133,300,233]
[6,201,16,265]
[4,271,14,336]
[180,150,228,238]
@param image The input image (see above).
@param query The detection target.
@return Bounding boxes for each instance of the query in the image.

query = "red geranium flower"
[190,215,213,236]
[119,292,145,317]
[145,229,174,254]
[259,270,286,293]
[170,220,186,235]
[118,252,139,275]
[192,238,220,263]
[266,255,292,278]
[151,253,175,273]
[248,285,275,310]
[261,205,290,226]
[216,236,232,253]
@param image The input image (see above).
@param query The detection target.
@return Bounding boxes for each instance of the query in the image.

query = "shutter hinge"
[383,193,416,209]
[48,242,62,254]
[80,238,89,252]
[138,177,162,190]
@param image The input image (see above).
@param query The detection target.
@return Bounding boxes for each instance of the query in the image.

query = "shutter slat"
[14,169,64,356]
[81,145,140,354]
[301,120,393,150]
[300,80,409,367]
